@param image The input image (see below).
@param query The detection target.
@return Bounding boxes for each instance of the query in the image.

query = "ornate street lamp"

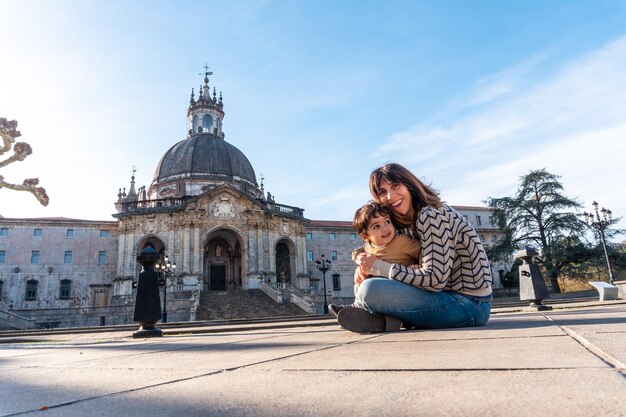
[157,254,177,323]
[583,201,615,284]
[315,254,332,314]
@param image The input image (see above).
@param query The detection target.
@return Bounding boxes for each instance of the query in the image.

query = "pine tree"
[487,169,586,293]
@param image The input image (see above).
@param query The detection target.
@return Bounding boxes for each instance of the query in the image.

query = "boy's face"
[361,214,395,246]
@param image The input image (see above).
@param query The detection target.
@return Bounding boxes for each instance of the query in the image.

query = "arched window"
[216,117,221,133]
[202,114,213,132]
[192,115,199,133]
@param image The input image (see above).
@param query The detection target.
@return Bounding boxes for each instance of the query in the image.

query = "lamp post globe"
[157,254,177,323]
[315,254,332,314]
[583,202,615,284]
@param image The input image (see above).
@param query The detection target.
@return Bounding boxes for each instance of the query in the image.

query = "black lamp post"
[315,254,332,314]
[157,254,177,323]
[583,201,615,284]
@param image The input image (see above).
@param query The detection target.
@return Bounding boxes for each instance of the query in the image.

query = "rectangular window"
[0,250,5,264]
[331,251,337,261]
[307,251,313,262]
[59,280,71,300]
[479,235,485,241]
[350,233,356,240]
[0,280,3,297]
[66,228,75,238]
[31,250,40,264]
[98,250,107,264]
[488,216,494,226]
[476,215,482,226]
[492,235,498,242]
[332,273,341,291]
[329,233,336,240]
[0,228,8,237]
[306,232,312,240]
[25,280,38,301]
[33,228,42,237]
[99,230,109,237]
[463,215,468,222]
[64,250,73,264]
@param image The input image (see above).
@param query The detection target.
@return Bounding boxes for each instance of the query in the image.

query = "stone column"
[183,226,191,273]
[257,225,264,272]
[117,232,126,277]
[193,226,200,273]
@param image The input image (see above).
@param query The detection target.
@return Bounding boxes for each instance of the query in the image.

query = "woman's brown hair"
[369,163,442,228]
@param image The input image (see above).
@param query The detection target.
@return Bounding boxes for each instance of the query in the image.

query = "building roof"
[153,133,257,187]
[307,220,354,228]
[0,217,116,225]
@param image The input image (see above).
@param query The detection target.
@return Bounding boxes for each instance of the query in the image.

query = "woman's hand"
[355,252,378,275]
[353,267,367,287]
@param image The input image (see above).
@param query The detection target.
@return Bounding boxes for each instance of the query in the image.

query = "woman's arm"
[369,207,454,291]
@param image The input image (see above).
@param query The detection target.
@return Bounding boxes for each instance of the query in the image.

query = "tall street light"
[157,254,177,323]
[315,254,332,314]
[583,201,615,284]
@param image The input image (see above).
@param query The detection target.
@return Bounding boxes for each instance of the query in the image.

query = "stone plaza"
[1,299,625,417]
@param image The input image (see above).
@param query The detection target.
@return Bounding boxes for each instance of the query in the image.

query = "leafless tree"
[0,118,49,206]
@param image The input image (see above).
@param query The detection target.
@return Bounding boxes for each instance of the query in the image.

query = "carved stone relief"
[211,197,236,218]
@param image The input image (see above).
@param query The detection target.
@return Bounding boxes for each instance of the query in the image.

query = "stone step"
[196,289,308,321]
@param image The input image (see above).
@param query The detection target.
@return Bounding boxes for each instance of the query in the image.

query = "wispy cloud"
[374,35,626,233]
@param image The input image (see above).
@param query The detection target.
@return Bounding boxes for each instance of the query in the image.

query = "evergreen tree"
[487,169,586,293]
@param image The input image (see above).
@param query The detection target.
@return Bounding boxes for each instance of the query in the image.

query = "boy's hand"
[356,252,378,275]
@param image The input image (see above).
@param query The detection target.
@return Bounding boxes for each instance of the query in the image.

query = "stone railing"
[0,309,36,330]
[260,282,283,303]
[289,293,316,314]
[115,196,191,216]
[265,202,305,218]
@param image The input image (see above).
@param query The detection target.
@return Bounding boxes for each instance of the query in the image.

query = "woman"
[336,163,493,333]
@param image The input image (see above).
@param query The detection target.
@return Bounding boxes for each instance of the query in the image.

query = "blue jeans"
[355,278,491,329]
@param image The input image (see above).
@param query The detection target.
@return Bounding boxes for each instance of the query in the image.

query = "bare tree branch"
[0,118,49,206]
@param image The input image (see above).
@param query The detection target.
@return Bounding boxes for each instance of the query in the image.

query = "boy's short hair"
[353,201,392,235]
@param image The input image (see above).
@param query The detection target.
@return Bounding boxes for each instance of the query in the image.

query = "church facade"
[0,73,505,329]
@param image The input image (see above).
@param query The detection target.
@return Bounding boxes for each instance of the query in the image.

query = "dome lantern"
[188,64,224,138]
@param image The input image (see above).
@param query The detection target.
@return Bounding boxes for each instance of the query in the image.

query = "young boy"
[328,201,421,317]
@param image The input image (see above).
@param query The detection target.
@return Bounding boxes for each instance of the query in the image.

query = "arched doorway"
[275,239,294,285]
[203,229,242,291]
[135,236,166,275]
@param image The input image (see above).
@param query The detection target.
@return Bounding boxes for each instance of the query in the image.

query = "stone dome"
[152,133,259,197]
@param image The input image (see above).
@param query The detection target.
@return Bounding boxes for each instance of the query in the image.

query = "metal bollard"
[514,247,553,311]
[132,247,163,338]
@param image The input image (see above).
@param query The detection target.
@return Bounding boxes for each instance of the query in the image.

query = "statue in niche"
[215,244,222,257]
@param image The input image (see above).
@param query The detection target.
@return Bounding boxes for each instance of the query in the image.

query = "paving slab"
[1,303,626,417]
[7,368,626,417]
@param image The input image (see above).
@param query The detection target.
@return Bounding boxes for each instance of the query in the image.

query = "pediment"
[187,184,265,217]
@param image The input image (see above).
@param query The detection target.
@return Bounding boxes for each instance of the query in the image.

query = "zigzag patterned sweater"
[370,204,493,299]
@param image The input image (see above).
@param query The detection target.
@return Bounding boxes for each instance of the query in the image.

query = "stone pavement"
[1,302,626,417]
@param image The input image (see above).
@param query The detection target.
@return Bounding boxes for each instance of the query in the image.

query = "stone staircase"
[196,289,309,321]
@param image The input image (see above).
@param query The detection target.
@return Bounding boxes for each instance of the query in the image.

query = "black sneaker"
[337,306,386,333]
[328,304,345,318]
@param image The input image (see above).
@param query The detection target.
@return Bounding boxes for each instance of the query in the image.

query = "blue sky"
[1,0,625,239]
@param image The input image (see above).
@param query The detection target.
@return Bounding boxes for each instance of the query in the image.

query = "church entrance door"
[209,265,226,291]
[203,230,242,291]
[275,241,291,285]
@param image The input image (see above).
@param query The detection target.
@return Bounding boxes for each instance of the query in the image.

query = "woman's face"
[376,179,413,217]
